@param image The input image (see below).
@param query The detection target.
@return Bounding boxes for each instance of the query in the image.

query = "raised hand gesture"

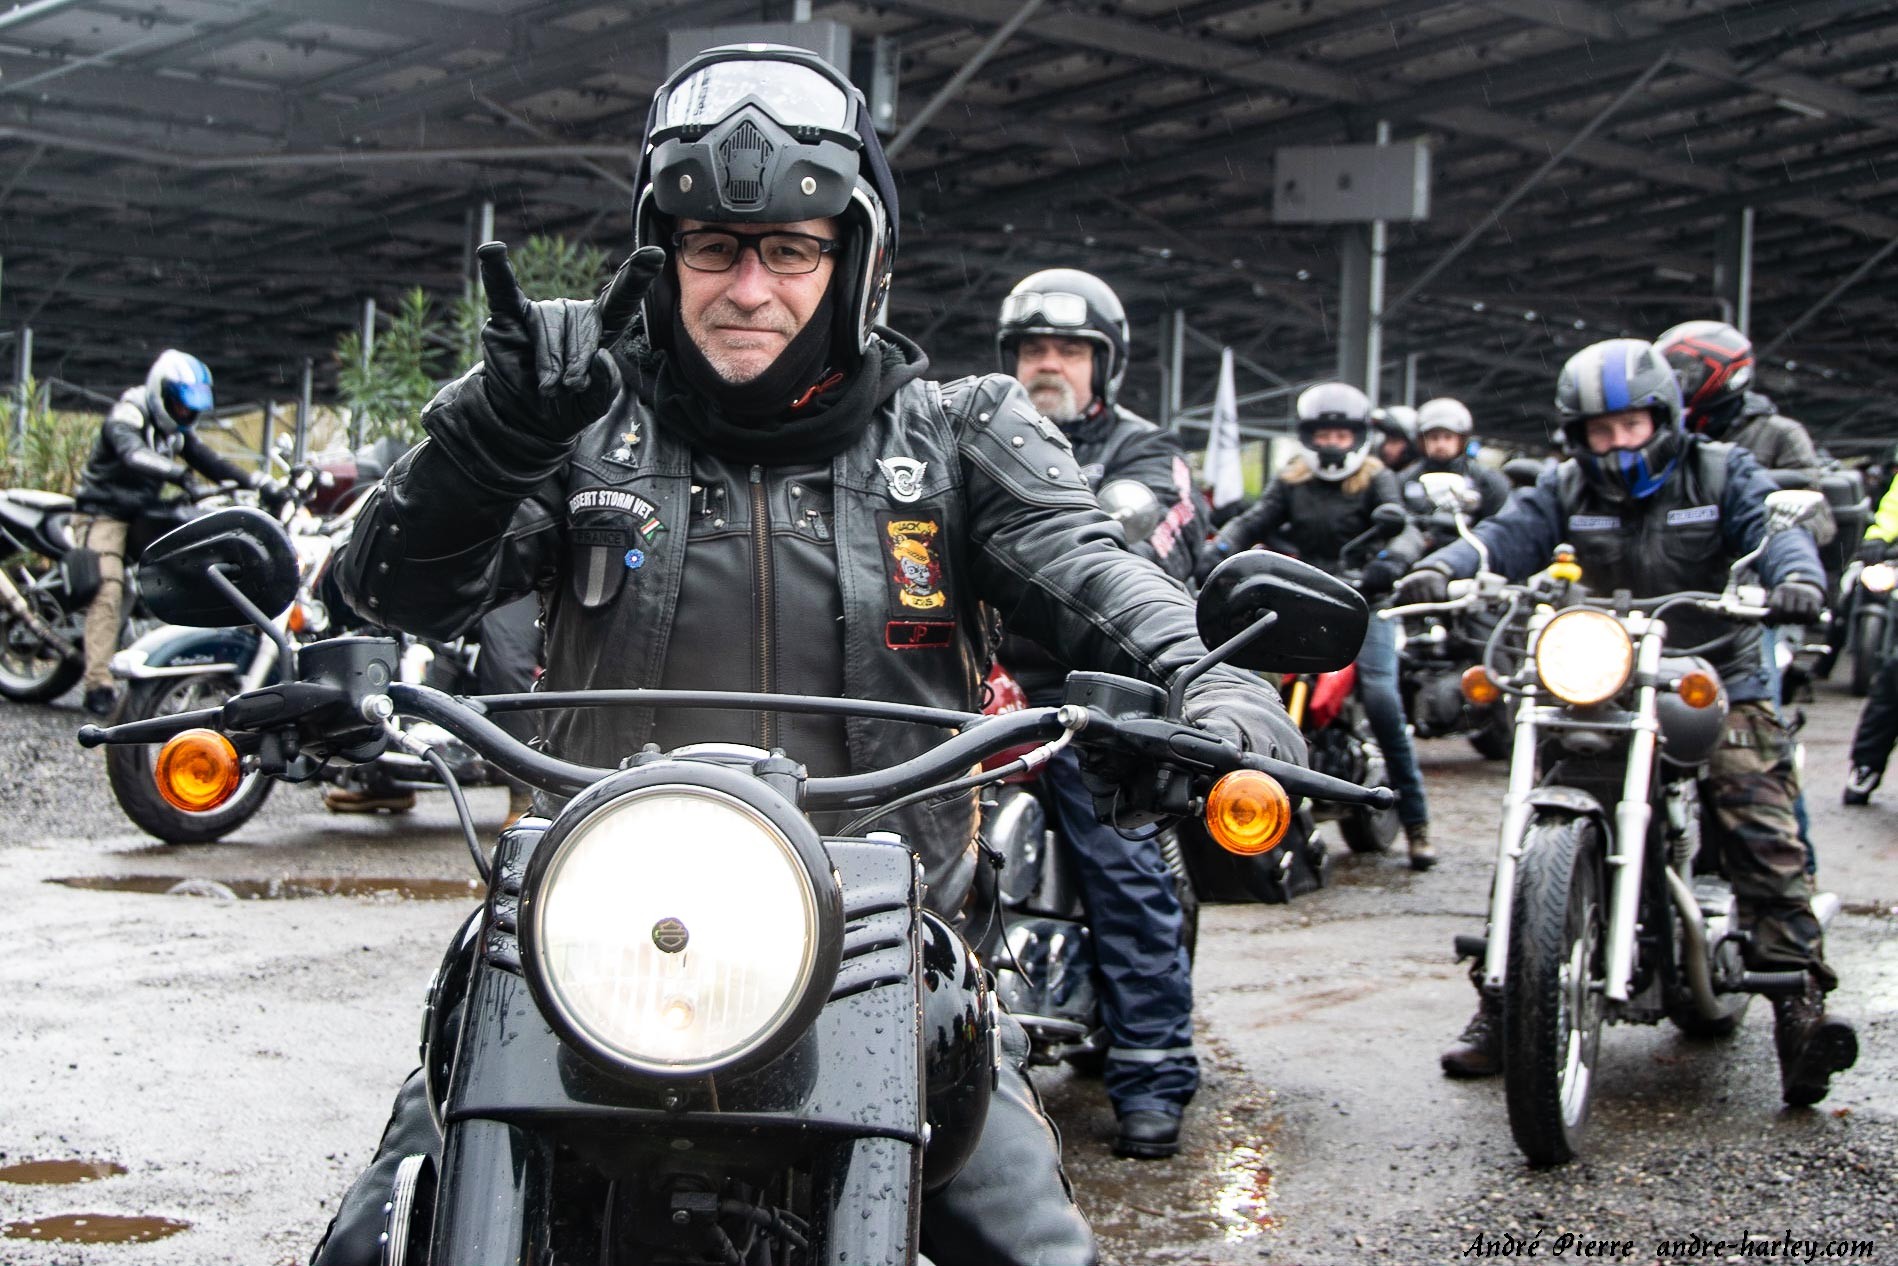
[474,241,666,440]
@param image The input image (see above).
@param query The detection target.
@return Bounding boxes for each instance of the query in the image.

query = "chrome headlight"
[520,770,842,1078]
[1862,562,1896,595]
[1534,608,1634,706]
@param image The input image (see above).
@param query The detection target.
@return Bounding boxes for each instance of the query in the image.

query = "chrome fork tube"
[1605,617,1665,1003]
[1481,612,1550,993]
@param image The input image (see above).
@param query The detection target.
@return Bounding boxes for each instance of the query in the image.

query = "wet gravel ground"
[0,683,1893,1264]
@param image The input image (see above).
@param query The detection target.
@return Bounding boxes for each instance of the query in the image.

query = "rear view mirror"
[1418,471,1479,514]
[1371,502,1409,538]
[139,507,298,628]
[1098,478,1164,541]
[1196,550,1368,674]
[1763,488,1825,529]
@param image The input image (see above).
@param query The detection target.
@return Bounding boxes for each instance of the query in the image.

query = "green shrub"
[2,381,98,497]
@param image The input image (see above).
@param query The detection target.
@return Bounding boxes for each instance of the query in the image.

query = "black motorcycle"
[81,508,1390,1264]
[0,485,223,703]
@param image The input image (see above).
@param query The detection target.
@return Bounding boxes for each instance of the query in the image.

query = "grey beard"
[1028,375,1082,423]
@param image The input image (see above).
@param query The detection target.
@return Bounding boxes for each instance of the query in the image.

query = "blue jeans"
[1042,746,1198,1117]
[1356,609,1430,828]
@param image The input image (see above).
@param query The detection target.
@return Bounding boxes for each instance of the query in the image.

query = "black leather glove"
[476,241,667,442]
[1860,537,1892,565]
[253,476,291,514]
[1357,557,1403,600]
[1192,539,1232,584]
[1182,671,1304,766]
[1393,566,1450,607]
[1766,579,1825,626]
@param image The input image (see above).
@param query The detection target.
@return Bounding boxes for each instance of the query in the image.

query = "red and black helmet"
[1654,320,1755,435]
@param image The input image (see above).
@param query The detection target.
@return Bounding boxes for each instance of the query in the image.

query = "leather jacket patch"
[880,510,954,647]
[568,487,667,608]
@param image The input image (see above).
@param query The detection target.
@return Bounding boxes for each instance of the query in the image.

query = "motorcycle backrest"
[1197,550,1368,674]
[138,507,299,628]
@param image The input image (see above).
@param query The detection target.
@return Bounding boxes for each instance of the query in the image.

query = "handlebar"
[80,676,1395,813]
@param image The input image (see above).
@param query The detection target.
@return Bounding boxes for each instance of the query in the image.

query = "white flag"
[1204,347,1244,509]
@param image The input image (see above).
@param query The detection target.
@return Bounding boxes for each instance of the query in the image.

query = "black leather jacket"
[1213,455,1423,576]
[339,329,1301,915]
[1002,403,1207,701]
[75,388,250,519]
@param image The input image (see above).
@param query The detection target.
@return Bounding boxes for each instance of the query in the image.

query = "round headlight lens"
[530,787,821,1075]
[1862,562,1896,594]
[1535,608,1634,706]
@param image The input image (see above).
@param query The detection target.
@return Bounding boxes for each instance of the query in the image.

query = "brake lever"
[1104,716,1397,810]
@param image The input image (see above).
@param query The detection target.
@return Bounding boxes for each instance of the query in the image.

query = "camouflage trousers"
[1701,701,1834,989]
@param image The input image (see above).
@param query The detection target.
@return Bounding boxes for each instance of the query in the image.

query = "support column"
[1404,352,1420,407]
[294,357,313,465]
[353,298,376,450]
[1167,307,1186,431]
[1338,226,1374,393]
[14,324,31,445]
[261,400,277,472]
[1714,206,1755,334]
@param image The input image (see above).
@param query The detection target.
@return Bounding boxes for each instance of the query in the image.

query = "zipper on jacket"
[750,466,777,749]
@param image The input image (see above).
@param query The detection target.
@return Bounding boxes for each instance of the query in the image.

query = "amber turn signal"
[1460,665,1502,706]
[1676,671,1720,710]
[1205,770,1292,857]
[154,728,242,813]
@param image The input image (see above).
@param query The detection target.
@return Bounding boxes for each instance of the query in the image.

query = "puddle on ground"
[2,1214,190,1244]
[0,1159,127,1185]
[49,874,482,901]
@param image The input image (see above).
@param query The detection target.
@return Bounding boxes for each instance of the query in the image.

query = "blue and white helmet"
[1554,338,1684,502]
[144,349,214,434]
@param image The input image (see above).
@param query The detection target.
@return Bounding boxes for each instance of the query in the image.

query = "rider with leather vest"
[993,268,1209,1160]
[71,350,283,717]
[1399,397,1511,552]
[1194,382,1436,869]
[316,46,1302,1266]
[1399,338,1857,1106]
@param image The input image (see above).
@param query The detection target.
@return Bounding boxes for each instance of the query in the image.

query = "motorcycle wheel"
[105,672,274,843]
[1502,815,1606,1168]
[1851,608,1884,697]
[1338,738,1400,853]
[0,582,82,703]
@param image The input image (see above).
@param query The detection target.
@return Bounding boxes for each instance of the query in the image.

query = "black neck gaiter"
[658,297,884,466]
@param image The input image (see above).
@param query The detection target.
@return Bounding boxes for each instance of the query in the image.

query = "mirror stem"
[1168,610,1279,719]
[205,566,297,681]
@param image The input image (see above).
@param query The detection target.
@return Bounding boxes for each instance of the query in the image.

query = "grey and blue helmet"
[1554,338,1685,502]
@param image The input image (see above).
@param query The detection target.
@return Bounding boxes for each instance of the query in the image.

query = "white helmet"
[143,349,215,436]
[1416,397,1473,438]
[1293,381,1372,482]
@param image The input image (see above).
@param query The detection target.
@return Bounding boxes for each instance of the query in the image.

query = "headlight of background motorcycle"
[1863,562,1897,594]
[522,781,840,1077]
[1534,608,1634,706]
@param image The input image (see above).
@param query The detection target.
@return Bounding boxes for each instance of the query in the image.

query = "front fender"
[112,624,258,678]
[1522,787,1611,845]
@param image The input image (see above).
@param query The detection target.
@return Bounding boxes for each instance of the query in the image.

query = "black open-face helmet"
[996,268,1130,410]
[634,45,899,364]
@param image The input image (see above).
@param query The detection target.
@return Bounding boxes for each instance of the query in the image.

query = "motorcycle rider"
[71,350,283,717]
[1194,382,1435,869]
[315,45,1303,1266]
[996,267,1207,1158]
[1654,320,1821,475]
[1372,403,1420,473]
[1400,338,1857,1106]
[1400,396,1510,549]
[1841,468,1898,805]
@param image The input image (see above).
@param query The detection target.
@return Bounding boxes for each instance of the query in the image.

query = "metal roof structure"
[3,0,1897,448]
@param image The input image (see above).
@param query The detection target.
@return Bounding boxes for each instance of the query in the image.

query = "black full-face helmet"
[1294,381,1373,482]
[995,269,1130,410]
[633,45,899,364]
[1654,319,1756,438]
[1554,338,1686,503]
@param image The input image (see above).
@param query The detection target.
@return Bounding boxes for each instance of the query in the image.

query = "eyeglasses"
[1000,290,1090,328]
[672,229,839,276]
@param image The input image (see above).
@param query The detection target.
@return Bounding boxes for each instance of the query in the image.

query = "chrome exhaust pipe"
[1664,868,1725,1020]
[0,567,76,656]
